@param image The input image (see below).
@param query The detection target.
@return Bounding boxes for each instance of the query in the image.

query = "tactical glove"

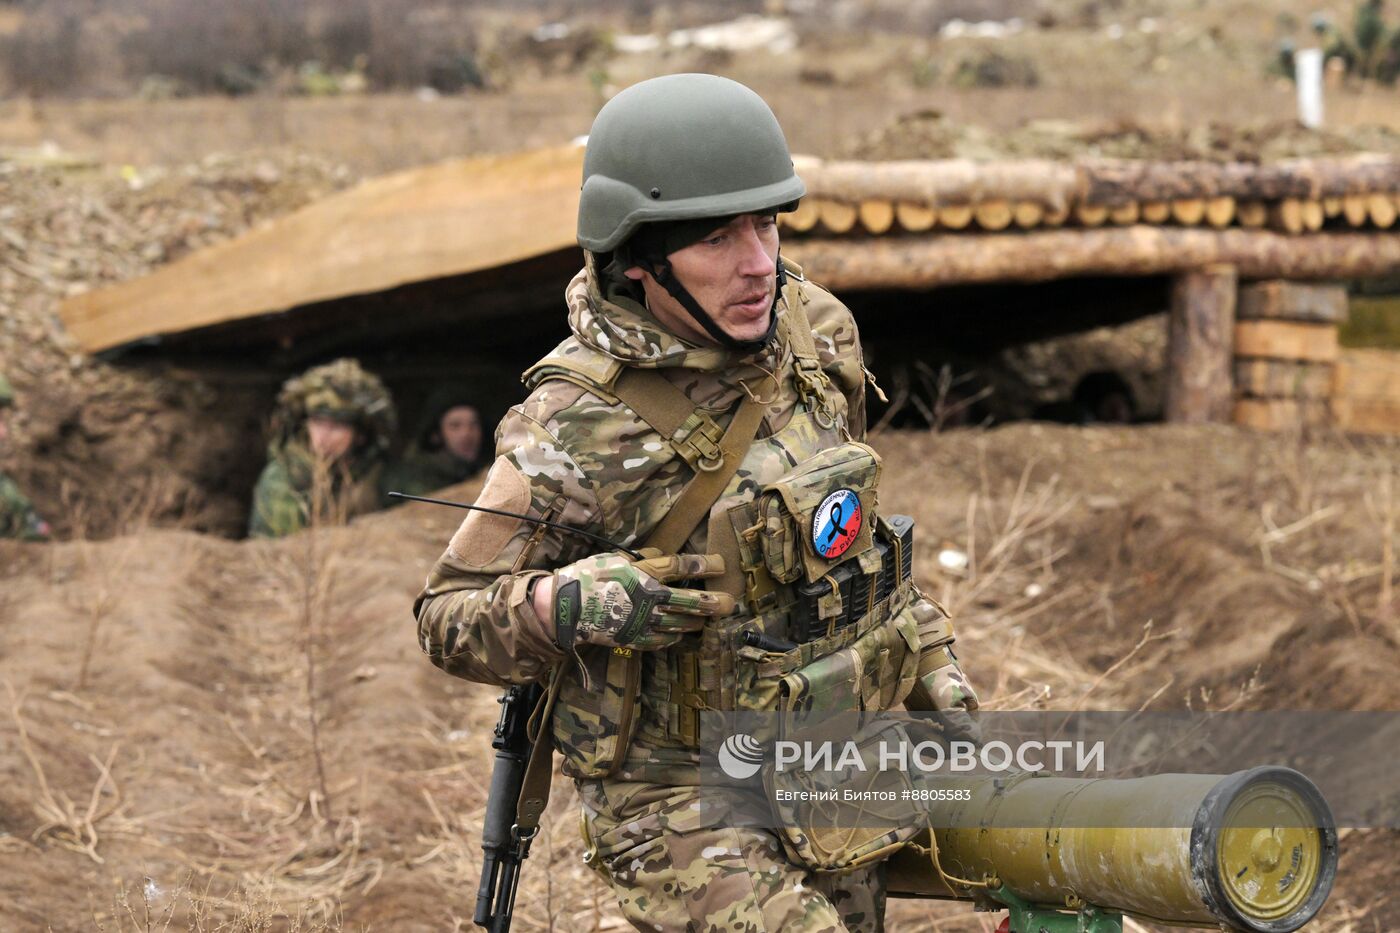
[552,549,735,651]
[920,658,983,746]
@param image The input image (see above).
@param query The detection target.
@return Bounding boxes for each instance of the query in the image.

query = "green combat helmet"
[577,73,806,351]
[0,371,14,408]
[270,358,396,462]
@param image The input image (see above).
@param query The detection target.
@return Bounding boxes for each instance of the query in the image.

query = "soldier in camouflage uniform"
[382,384,484,499]
[249,358,396,538]
[415,75,979,931]
[0,372,51,541]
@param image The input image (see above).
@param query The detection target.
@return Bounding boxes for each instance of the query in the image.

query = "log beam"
[974,199,1013,231]
[859,199,895,234]
[1142,201,1171,224]
[1013,201,1044,228]
[1206,196,1236,228]
[1166,265,1237,423]
[793,154,1400,207]
[783,198,820,232]
[817,199,858,233]
[1237,201,1268,228]
[785,229,1400,289]
[895,201,936,232]
[1110,201,1141,225]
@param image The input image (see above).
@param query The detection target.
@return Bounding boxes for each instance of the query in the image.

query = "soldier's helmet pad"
[578,74,805,352]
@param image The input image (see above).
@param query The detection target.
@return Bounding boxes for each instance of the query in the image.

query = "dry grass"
[5,424,1396,930]
[7,685,136,865]
[165,474,387,921]
[93,873,346,932]
[920,449,1093,711]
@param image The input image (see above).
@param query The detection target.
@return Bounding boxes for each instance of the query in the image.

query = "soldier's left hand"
[552,549,736,651]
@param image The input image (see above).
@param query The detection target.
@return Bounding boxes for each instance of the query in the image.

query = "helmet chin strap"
[641,255,786,354]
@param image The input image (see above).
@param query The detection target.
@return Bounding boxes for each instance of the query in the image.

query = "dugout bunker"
[59,143,1400,436]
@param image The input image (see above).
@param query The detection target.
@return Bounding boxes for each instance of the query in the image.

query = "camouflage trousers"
[577,779,886,933]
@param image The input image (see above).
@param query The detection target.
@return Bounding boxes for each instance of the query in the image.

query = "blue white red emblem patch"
[812,488,862,560]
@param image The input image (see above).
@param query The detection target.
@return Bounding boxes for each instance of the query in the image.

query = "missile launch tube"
[886,767,1337,932]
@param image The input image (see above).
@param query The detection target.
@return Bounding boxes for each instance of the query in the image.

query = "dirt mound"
[844,112,1400,162]
[0,150,357,538]
[1,425,1395,929]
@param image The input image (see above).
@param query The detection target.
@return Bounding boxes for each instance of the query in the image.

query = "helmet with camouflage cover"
[0,371,13,408]
[578,73,806,350]
[270,358,396,460]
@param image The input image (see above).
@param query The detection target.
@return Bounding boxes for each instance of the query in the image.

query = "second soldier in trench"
[415,74,980,931]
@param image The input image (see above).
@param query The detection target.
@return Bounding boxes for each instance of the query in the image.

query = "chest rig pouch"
[757,441,880,587]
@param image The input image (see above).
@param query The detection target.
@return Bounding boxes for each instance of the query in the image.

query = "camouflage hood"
[268,358,396,465]
[565,257,754,372]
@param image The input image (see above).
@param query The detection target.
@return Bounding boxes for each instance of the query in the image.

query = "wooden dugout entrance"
[59,146,1400,434]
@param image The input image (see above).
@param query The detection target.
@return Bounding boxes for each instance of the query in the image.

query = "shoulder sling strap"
[610,367,767,554]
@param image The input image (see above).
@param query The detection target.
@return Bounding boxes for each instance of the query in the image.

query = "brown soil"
[2,424,1396,930]
[0,153,356,539]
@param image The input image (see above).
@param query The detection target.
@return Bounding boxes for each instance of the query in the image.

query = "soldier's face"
[439,405,483,462]
[626,213,780,346]
[307,416,357,462]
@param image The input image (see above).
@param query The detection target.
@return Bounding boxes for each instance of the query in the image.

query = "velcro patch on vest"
[812,488,862,560]
[448,458,530,566]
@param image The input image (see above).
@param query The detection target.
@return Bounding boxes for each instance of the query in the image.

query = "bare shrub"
[2,0,491,96]
[118,0,315,96]
[359,0,484,92]
[7,684,136,864]
[871,362,992,433]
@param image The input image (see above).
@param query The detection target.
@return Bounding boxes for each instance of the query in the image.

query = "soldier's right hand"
[551,549,735,651]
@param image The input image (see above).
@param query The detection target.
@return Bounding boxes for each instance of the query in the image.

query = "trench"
[100,254,1174,538]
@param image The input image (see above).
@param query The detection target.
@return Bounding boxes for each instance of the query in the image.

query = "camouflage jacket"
[0,471,50,541]
[415,261,973,781]
[382,446,482,501]
[248,439,385,538]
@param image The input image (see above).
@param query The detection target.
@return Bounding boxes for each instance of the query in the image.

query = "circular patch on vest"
[812,488,862,560]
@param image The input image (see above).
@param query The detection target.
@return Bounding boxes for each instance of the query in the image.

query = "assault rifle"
[474,682,544,933]
[390,490,631,933]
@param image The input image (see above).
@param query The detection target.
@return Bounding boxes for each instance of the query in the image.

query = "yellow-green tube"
[886,767,1337,932]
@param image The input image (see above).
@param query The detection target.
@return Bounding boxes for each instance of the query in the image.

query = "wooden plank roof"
[61,144,586,353]
[59,147,1400,353]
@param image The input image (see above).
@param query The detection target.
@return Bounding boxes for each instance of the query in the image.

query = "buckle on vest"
[793,359,838,429]
[674,412,725,472]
